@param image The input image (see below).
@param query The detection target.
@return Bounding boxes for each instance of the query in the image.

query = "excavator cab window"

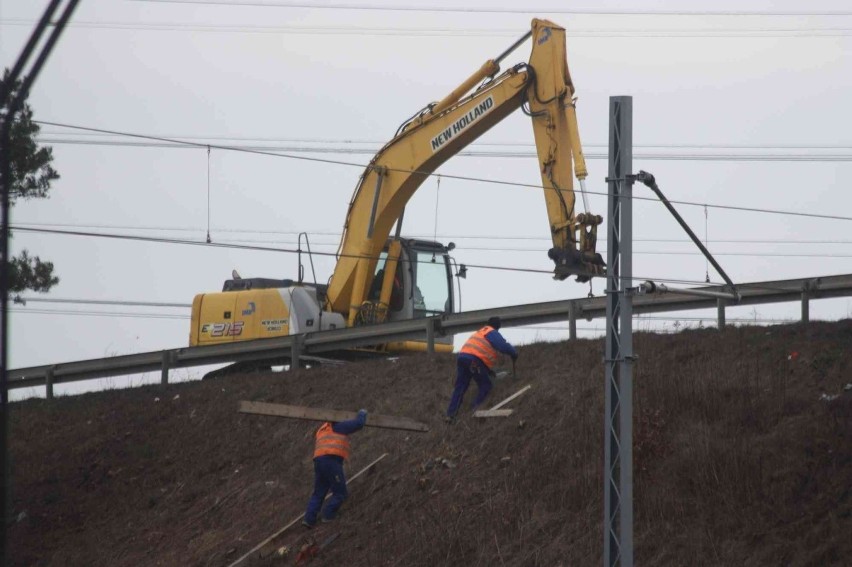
[411,248,453,318]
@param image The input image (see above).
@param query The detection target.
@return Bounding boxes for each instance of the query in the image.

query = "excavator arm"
[326,19,605,325]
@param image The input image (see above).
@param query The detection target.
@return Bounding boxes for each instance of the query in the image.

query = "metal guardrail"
[8,273,852,392]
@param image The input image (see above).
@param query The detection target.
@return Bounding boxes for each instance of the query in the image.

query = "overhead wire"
[12,224,561,275]
[34,131,852,150]
[9,308,189,320]
[33,135,852,161]
[31,149,852,166]
[169,234,852,252]
[11,224,734,288]
[13,297,191,308]
[79,231,849,258]
[19,223,852,296]
[13,221,852,246]
[6,18,852,37]
[18,223,849,263]
[16,221,852,262]
[126,1,852,17]
[32,120,852,223]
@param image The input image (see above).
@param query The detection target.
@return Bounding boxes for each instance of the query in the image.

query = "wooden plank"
[473,409,514,418]
[238,401,429,432]
[226,453,388,567]
[488,384,532,411]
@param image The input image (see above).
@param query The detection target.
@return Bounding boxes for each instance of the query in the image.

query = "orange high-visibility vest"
[460,326,500,369]
[313,422,351,460]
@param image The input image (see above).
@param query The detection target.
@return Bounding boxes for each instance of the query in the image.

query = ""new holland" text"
[430,96,495,153]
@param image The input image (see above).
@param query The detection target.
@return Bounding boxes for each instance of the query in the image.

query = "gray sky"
[3,0,852,397]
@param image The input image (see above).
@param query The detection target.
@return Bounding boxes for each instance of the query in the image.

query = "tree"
[2,68,60,294]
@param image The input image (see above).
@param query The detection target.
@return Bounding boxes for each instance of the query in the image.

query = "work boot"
[444,415,456,425]
[320,516,336,524]
[301,519,315,530]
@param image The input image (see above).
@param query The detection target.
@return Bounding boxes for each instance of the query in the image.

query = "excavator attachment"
[548,212,605,282]
[549,250,606,283]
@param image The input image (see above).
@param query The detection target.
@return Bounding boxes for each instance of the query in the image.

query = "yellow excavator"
[189,18,605,355]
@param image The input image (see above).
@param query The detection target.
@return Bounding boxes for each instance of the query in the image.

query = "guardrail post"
[568,302,578,341]
[801,289,810,323]
[426,318,436,354]
[161,351,171,385]
[45,365,55,400]
[291,334,303,370]
[717,298,726,330]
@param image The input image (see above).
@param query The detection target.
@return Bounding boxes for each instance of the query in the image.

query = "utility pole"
[603,96,634,567]
[1,2,80,562]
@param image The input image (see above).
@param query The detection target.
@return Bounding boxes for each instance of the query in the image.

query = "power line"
[11,224,562,275]
[13,297,191,308]
[6,18,852,37]
[18,224,852,260]
[34,119,374,170]
[35,137,852,162]
[9,308,189,320]
[37,132,852,150]
[170,234,852,257]
[218,241,852,258]
[33,120,852,223]
[11,224,730,288]
[617,251,852,259]
[20,223,852,296]
[127,1,852,17]
[14,221,852,246]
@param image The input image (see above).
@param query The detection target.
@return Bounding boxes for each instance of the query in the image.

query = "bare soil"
[8,320,852,566]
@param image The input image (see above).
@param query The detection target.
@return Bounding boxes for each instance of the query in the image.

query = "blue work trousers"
[446,356,493,418]
[304,455,348,524]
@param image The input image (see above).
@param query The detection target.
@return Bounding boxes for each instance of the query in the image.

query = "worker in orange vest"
[446,316,518,422]
[301,409,368,528]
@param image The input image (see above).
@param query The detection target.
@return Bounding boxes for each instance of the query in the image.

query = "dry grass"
[8,321,852,566]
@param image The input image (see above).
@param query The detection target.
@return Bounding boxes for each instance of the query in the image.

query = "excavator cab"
[360,238,456,353]
[363,238,455,323]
